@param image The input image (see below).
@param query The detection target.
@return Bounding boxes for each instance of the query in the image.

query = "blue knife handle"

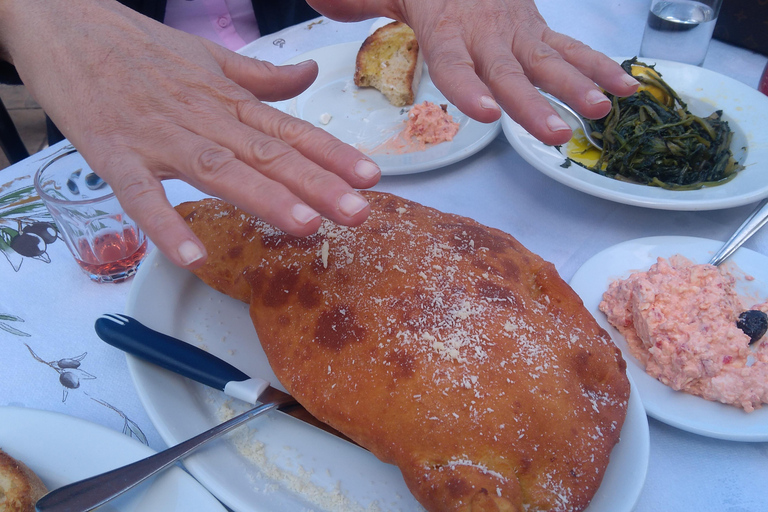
[95,313,249,392]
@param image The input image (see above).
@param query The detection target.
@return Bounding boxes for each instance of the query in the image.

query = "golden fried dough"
[0,449,47,512]
[176,191,629,512]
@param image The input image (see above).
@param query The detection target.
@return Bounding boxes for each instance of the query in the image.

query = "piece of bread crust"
[354,21,423,106]
[176,192,630,512]
[0,449,48,512]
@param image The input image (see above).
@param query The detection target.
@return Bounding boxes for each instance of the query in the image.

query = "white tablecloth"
[2,2,766,511]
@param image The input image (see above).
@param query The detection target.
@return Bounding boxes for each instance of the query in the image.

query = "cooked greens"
[575,58,741,190]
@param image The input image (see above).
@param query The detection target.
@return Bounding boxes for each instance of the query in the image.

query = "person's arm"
[308,0,639,145]
[0,0,380,269]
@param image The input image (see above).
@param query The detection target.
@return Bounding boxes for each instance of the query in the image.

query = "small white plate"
[570,236,768,441]
[502,58,767,210]
[269,41,500,175]
[0,406,227,512]
[124,248,649,512]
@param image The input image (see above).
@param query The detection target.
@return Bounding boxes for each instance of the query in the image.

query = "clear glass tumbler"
[639,0,723,66]
[34,147,148,283]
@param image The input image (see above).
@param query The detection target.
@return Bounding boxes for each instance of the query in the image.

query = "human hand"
[310,0,639,146]
[0,0,380,269]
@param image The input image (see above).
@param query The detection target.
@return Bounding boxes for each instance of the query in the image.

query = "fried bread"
[0,449,47,512]
[176,192,630,512]
[354,21,423,106]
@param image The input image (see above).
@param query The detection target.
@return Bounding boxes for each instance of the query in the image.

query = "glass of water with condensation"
[639,0,723,66]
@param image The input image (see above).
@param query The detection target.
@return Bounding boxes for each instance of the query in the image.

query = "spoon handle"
[35,402,279,512]
[709,198,768,266]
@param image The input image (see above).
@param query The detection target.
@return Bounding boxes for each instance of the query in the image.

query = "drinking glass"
[34,147,148,283]
[639,0,723,66]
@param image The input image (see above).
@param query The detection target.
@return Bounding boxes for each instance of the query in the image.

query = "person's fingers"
[541,30,639,102]
[208,43,321,102]
[238,102,381,190]
[134,122,372,231]
[458,33,571,145]
[418,32,502,124]
[491,39,613,121]
[98,155,210,270]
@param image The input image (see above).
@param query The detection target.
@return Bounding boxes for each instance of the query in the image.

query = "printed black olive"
[84,172,106,190]
[9,232,46,257]
[59,371,80,389]
[736,310,768,345]
[57,358,82,369]
[22,222,58,244]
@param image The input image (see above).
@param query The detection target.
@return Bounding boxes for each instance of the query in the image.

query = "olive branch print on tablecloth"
[90,396,149,445]
[25,343,96,402]
[0,175,60,271]
[21,343,149,444]
[0,312,30,337]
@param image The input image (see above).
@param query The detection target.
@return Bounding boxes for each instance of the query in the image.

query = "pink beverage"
[74,227,148,282]
[760,63,768,95]
[35,147,148,283]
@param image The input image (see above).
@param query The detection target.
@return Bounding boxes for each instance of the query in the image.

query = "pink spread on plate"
[404,101,459,144]
[364,101,459,155]
[599,254,768,412]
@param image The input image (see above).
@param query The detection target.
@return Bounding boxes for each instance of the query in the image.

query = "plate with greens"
[502,58,766,211]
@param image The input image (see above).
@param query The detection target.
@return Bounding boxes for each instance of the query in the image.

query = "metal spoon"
[35,400,284,512]
[709,198,768,266]
[537,88,603,150]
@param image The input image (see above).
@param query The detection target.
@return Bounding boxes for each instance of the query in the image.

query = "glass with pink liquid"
[34,147,148,283]
[759,62,768,96]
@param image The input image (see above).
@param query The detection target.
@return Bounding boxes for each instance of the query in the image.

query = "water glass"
[34,147,148,283]
[639,0,723,66]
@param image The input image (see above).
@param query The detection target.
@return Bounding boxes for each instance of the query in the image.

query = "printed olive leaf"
[0,227,24,271]
[0,313,31,337]
[91,397,149,446]
[0,185,50,219]
[0,181,37,208]
[122,416,149,445]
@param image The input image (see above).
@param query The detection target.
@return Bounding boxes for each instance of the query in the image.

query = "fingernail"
[291,203,320,225]
[293,59,315,68]
[178,240,205,266]
[354,159,380,180]
[546,114,571,132]
[586,89,610,106]
[338,192,368,217]
[480,95,499,110]
[622,74,640,87]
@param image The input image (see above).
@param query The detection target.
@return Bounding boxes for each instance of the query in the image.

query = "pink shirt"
[164,0,260,51]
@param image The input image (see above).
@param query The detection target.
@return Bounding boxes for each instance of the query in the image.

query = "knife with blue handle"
[95,313,355,443]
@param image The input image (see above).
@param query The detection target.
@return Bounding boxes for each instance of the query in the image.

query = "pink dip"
[364,101,460,155]
[599,254,768,412]
[404,101,459,144]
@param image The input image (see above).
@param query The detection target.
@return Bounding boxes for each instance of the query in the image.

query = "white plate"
[269,41,500,175]
[0,406,227,512]
[123,248,649,512]
[502,58,766,210]
[570,236,768,441]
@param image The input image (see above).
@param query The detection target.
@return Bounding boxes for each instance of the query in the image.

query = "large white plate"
[123,248,649,512]
[0,406,227,512]
[502,58,766,210]
[269,41,500,175]
[570,236,768,441]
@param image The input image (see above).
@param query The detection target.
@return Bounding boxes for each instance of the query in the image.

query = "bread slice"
[0,449,48,512]
[354,21,423,107]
